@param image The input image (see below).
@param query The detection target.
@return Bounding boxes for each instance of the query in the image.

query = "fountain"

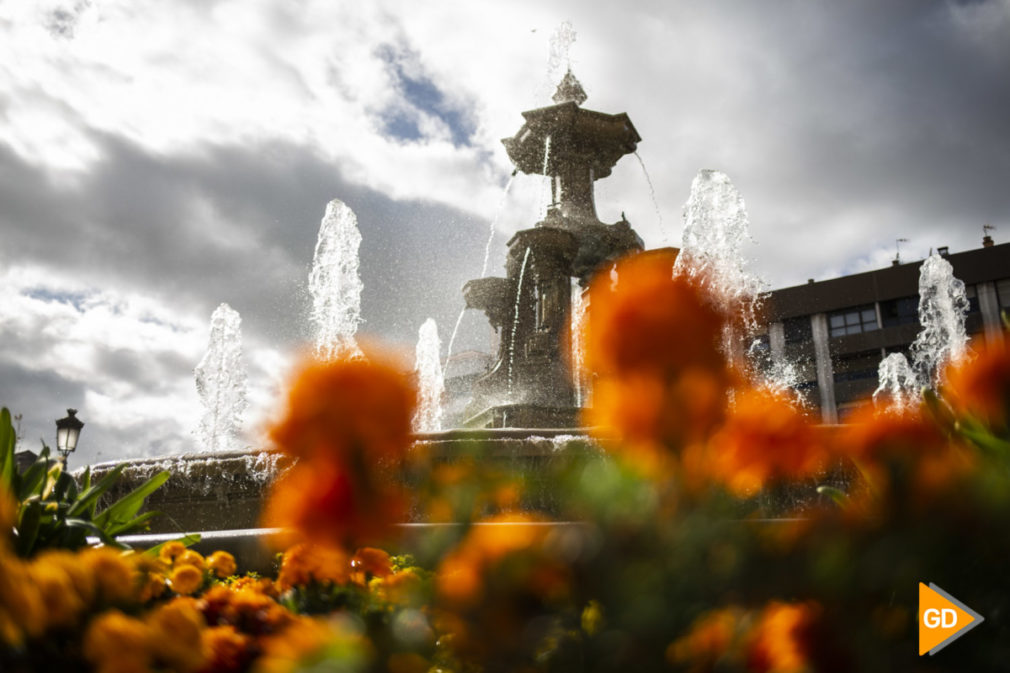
[309,199,364,360]
[413,318,445,433]
[461,70,645,428]
[873,251,971,413]
[194,303,248,453]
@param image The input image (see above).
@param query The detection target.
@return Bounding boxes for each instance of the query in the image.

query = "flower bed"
[4,249,1010,672]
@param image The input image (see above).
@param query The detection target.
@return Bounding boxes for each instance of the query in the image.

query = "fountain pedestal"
[463,72,644,428]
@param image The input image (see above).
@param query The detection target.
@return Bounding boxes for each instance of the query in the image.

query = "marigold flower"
[82,610,152,673]
[747,602,820,673]
[81,547,139,606]
[581,250,732,458]
[254,615,370,673]
[203,625,253,672]
[270,350,416,463]
[159,540,188,565]
[275,543,350,592]
[29,557,87,630]
[147,599,207,672]
[350,547,393,586]
[667,606,746,669]
[171,564,206,596]
[207,550,237,579]
[943,338,1010,432]
[838,405,974,501]
[0,558,45,645]
[176,549,206,570]
[705,387,827,496]
[262,458,406,550]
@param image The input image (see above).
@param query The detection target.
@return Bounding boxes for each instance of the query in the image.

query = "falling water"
[309,199,363,360]
[570,278,588,407]
[543,21,577,101]
[540,135,553,219]
[508,247,533,395]
[910,252,970,388]
[194,303,248,453]
[443,174,518,378]
[674,169,764,359]
[633,151,665,241]
[413,318,445,433]
[873,352,919,414]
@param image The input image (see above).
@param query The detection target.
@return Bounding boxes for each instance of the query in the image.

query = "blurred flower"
[202,625,253,673]
[199,584,294,636]
[350,547,393,586]
[147,599,207,672]
[263,349,416,549]
[82,610,152,673]
[0,557,45,645]
[667,606,746,671]
[80,547,139,606]
[177,549,207,571]
[275,543,350,592]
[270,349,415,464]
[172,564,206,596]
[159,540,188,565]
[370,568,424,606]
[944,338,1010,433]
[208,550,238,579]
[839,406,974,503]
[28,555,87,630]
[704,388,827,496]
[747,602,819,673]
[582,250,732,461]
[253,615,370,673]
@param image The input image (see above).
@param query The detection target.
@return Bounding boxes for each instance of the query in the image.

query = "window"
[996,279,1010,310]
[832,349,880,384]
[964,285,980,314]
[828,304,879,337]
[880,296,919,327]
[783,316,812,345]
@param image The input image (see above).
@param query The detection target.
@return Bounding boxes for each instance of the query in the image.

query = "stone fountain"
[463,71,645,428]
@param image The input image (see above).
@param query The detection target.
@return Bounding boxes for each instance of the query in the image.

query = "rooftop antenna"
[983,224,995,248]
[894,237,909,266]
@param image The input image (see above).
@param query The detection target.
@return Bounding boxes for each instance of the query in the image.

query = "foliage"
[0,407,170,557]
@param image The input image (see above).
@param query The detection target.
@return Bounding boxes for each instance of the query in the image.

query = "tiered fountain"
[462,71,645,428]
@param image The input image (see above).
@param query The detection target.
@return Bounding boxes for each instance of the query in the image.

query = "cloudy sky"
[1,0,1008,465]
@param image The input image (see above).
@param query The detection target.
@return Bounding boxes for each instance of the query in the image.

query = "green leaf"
[67,464,126,518]
[107,510,162,537]
[93,470,170,530]
[17,460,48,501]
[817,485,849,507]
[17,500,43,556]
[0,407,14,490]
[142,533,202,558]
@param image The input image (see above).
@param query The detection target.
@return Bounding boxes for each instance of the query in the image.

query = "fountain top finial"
[552,69,587,106]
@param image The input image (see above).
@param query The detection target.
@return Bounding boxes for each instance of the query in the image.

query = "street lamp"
[56,409,84,468]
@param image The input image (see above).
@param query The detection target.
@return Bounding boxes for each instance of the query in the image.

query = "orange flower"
[838,405,974,501]
[581,250,732,458]
[704,388,827,496]
[146,599,207,672]
[275,543,351,592]
[82,610,152,673]
[254,615,370,673]
[667,606,746,670]
[159,540,188,565]
[198,585,294,635]
[80,547,139,606]
[944,338,1010,431]
[262,349,416,548]
[171,564,205,596]
[270,349,416,463]
[207,551,237,579]
[350,547,393,586]
[203,625,253,672]
[747,602,820,673]
[262,458,406,549]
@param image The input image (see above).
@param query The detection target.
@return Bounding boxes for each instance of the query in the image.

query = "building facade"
[763,238,1010,423]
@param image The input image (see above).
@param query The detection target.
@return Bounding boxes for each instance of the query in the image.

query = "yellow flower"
[171,564,205,596]
[207,550,238,579]
[0,558,45,646]
[80,547,138,606]
[146,599,207,672]
[28,557,86,630]
[176,549,206,571]
[203,625,252,672]
[82,610,152,673]
[275,543,350,592]
[158,540,187,565]
[254,615,370,673]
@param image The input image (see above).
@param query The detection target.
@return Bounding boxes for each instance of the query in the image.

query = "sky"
[1,0,1008,465]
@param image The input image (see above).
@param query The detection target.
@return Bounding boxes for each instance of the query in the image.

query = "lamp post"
[56,408,84,468]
